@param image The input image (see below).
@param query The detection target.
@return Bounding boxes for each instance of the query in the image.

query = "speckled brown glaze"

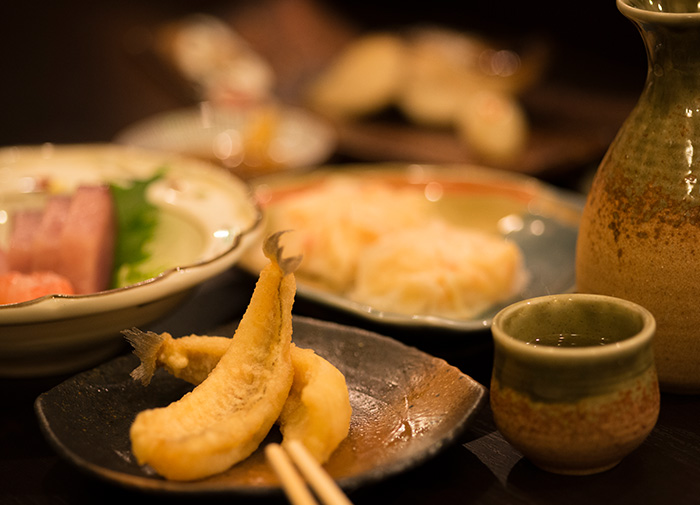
[491,367,660,475]
[489,293,660,474]
[576,0,700,393]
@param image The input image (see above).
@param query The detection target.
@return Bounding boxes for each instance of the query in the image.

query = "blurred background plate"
[0,143,262,377]
[222,0,638,182]
[114,104,337,179]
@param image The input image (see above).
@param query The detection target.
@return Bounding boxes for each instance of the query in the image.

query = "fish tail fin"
[122,327,167,386]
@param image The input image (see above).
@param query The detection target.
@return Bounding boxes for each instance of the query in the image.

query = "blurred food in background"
[305,27,546,165]
[155,14,276,108]
[151,12,545,168]
[0,0,642,186]
[113,0,635,180]
[119,13,337,178]
[229,0,634,178]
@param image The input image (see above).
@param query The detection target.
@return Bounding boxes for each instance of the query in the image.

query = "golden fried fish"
[128,232,299,481]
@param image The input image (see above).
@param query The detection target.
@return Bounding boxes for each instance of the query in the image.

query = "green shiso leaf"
[109,170,165,288]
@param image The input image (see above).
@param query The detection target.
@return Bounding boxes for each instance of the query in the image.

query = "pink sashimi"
[0,270,75,304]
[0,248,7,274]
[32,195,72,272]
[57,185,116,294]
[5,184,117,296]
[7,210,43,273]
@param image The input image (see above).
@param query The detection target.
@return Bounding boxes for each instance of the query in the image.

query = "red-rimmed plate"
[242,163,584,332]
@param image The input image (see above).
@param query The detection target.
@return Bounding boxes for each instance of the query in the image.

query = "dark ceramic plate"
[35,315,487,496]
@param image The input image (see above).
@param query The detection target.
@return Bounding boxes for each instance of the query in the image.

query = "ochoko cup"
[490,293,660,475]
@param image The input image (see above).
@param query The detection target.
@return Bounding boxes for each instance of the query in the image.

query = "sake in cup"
[490,293,660,475]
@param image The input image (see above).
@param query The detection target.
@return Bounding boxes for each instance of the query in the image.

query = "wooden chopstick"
[266,443,318,505]
[265,440,353,505]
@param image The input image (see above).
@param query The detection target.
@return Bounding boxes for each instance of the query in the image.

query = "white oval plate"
[0,144,262,377]
[242,163,585,333]
[114,104,337,178]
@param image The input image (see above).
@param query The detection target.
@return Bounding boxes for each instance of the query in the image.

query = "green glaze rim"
[618,0,700,23]
[491,293,656,364]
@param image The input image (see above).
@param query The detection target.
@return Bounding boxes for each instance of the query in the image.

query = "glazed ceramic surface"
[576,0,700,393]
[35,316,486,496]
[490,294,660,475]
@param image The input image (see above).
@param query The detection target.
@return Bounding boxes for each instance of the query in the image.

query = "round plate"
[243,163,585,332]
[34,315,487,495]
[0,144,262,377]
[114,104,337,179]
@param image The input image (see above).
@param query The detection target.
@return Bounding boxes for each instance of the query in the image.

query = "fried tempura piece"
[125,330,229,387]
[278,346,351,464]
[128,232,300,481]
[306,33,406,119]
[454,89,528,165]
[124,332,352,464]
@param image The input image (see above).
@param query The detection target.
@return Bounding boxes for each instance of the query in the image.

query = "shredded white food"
[267,177,432,291]
[265,176,527,319]
[350,219,526,319]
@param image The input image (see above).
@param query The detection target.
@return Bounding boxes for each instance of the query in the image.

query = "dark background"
[0,0,646,149]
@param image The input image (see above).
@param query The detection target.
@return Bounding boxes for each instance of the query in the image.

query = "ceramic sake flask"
[576,0,700,393]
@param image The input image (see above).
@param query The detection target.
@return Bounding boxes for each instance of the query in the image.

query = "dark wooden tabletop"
[3,267,700,505]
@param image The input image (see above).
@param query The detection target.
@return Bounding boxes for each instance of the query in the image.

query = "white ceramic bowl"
[0,143,262,377]
[114,104,337,179]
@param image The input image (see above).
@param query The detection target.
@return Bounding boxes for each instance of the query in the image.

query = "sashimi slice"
[32,195,71,272]
[7,210,43,273]
[0,270,75,304]
[58,185,116,294]
[0,248,8,274]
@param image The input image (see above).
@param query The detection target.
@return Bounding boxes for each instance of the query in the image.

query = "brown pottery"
[576,0,700,393]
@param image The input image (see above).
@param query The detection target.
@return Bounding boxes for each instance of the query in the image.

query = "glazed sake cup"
[490,293,660,475]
